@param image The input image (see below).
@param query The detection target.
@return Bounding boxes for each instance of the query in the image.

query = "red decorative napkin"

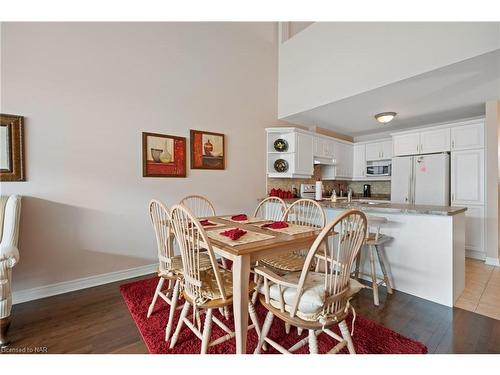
[261,221,289,229]
[220,228,247,240]
[231,214,248,221]
[199,219,217,226]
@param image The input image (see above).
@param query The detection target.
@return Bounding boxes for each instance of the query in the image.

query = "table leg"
[232,254,250,354]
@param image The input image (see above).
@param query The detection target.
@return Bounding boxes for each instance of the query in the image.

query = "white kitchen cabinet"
[334,141,353,179]
[365,140,392,161]
[463,205,485,255]
[420,128,450,154]
[380,140,393,160]
[266,128,313,178]
[352,144,366,179]
[313,136,335,159]
[451,122,484,151]
[393,133,421,156]
[451,149,484,205]
[365,142,380,161]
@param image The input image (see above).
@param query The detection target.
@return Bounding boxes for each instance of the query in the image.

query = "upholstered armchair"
[0,195,21,347]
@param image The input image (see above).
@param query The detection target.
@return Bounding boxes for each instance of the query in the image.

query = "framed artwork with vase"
[1,113,25,181]
[142,132,186,177]
[190,129,225,170]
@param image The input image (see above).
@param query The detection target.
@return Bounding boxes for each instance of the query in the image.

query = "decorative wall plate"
[273,138,288,152]
[273,159,289,173]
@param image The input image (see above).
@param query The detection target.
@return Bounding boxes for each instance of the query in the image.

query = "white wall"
[279,22,500,118]
[485,101,500,264]
[0,22,281,293]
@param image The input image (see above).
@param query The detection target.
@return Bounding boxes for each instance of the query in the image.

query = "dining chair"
[258,199,326,274]
[254,209,367,354]
[169,204,261,354]
[253,196,287,222]
[354,215,393,306]
[179,195,216,218]
[147,199,212,341]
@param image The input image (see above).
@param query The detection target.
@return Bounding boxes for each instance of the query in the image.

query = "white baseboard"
[485,257,500,267]
[12,263,158,305]
[465,249,486,261]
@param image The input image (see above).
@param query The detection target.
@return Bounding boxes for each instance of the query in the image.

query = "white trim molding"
[12,263,158,305]
[485,257,500,267]
[465,250,486,261]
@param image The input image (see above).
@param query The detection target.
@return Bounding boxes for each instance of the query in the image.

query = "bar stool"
[354,215,394,306]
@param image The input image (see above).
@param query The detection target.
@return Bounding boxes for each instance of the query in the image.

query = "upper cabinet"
[352,144,366,179]
[365,139,392,161]
[313,136,335,159]
[393,127,451,156]
[420,128,451,154]
[266,128,313,178]
[334,141,353,179]
[393,132,421,156]
[451,121,484,151]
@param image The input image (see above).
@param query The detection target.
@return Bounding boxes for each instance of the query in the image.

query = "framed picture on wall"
[142,132,187,177]
[190,130,225,170]
[1,113,25,181]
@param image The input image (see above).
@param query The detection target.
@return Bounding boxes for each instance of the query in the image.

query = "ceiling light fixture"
[375,112,397,124]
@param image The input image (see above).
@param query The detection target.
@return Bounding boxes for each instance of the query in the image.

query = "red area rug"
[120,277,427,354]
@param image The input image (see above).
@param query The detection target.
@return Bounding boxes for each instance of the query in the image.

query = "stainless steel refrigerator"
[391,153,450,206]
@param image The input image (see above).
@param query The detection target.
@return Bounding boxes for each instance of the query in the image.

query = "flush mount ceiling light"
[375,112,397,124]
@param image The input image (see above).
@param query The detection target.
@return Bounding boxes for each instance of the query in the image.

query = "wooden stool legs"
[375,246,393,294]
[368,245,380,306]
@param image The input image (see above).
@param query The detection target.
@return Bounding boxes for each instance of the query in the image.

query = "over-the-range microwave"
[366,160,391,177]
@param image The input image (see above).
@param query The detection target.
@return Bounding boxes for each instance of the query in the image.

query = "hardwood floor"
[2,274,500,354]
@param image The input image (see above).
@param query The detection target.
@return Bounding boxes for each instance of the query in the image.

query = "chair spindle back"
[149,199,175,274]
[170,204,226,304]
[254,197,287,222]
[179,195,216,218]
[283,199,326,229]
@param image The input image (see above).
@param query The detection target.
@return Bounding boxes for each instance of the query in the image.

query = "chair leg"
[169,301,190,349]
[221,258,229,269]
[297,327,303,336]
[251,276,262,305]
[339,320,356,354]
[368,245,379,306]
[147,277,165,318]
[248,301,261,340]
[375,245,393,294]
[308,330,318,354]
[285,323,291,334]
[254,311,274,354]
[201,309,213,354]
[354,252,362,280]
[165,279,180,342]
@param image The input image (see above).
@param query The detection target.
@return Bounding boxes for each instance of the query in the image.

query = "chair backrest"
[291,209,367,321]
[170,204,226,303]
[149,199,176,274]
[0,195,22,247]
[283,199,326,229]
[253,197,287,222]
[366,215,388,242]
[179,195,216,218]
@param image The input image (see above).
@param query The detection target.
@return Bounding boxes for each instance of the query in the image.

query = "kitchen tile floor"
[455,258,500,320]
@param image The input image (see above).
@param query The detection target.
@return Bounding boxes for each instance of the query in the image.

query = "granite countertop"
[264,197,467,216]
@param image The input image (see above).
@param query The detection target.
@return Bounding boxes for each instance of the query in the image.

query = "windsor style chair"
[254,209,367,354]
[147,199,212,341]
[169,204,261,354]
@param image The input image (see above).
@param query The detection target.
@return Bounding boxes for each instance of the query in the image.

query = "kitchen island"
[268,198,466,307]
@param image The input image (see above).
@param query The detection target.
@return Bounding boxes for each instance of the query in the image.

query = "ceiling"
[283,49,500,137]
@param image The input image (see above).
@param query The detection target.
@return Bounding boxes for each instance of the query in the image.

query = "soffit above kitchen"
[278,22,500,137]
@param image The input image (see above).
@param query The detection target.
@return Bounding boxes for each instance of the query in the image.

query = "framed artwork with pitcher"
[142,132,186,177]
[190,129,225,170]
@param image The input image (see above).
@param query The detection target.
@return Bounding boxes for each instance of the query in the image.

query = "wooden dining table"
[200,215,323,354]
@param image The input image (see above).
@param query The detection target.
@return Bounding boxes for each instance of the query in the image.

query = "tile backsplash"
[267,165,391,199]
